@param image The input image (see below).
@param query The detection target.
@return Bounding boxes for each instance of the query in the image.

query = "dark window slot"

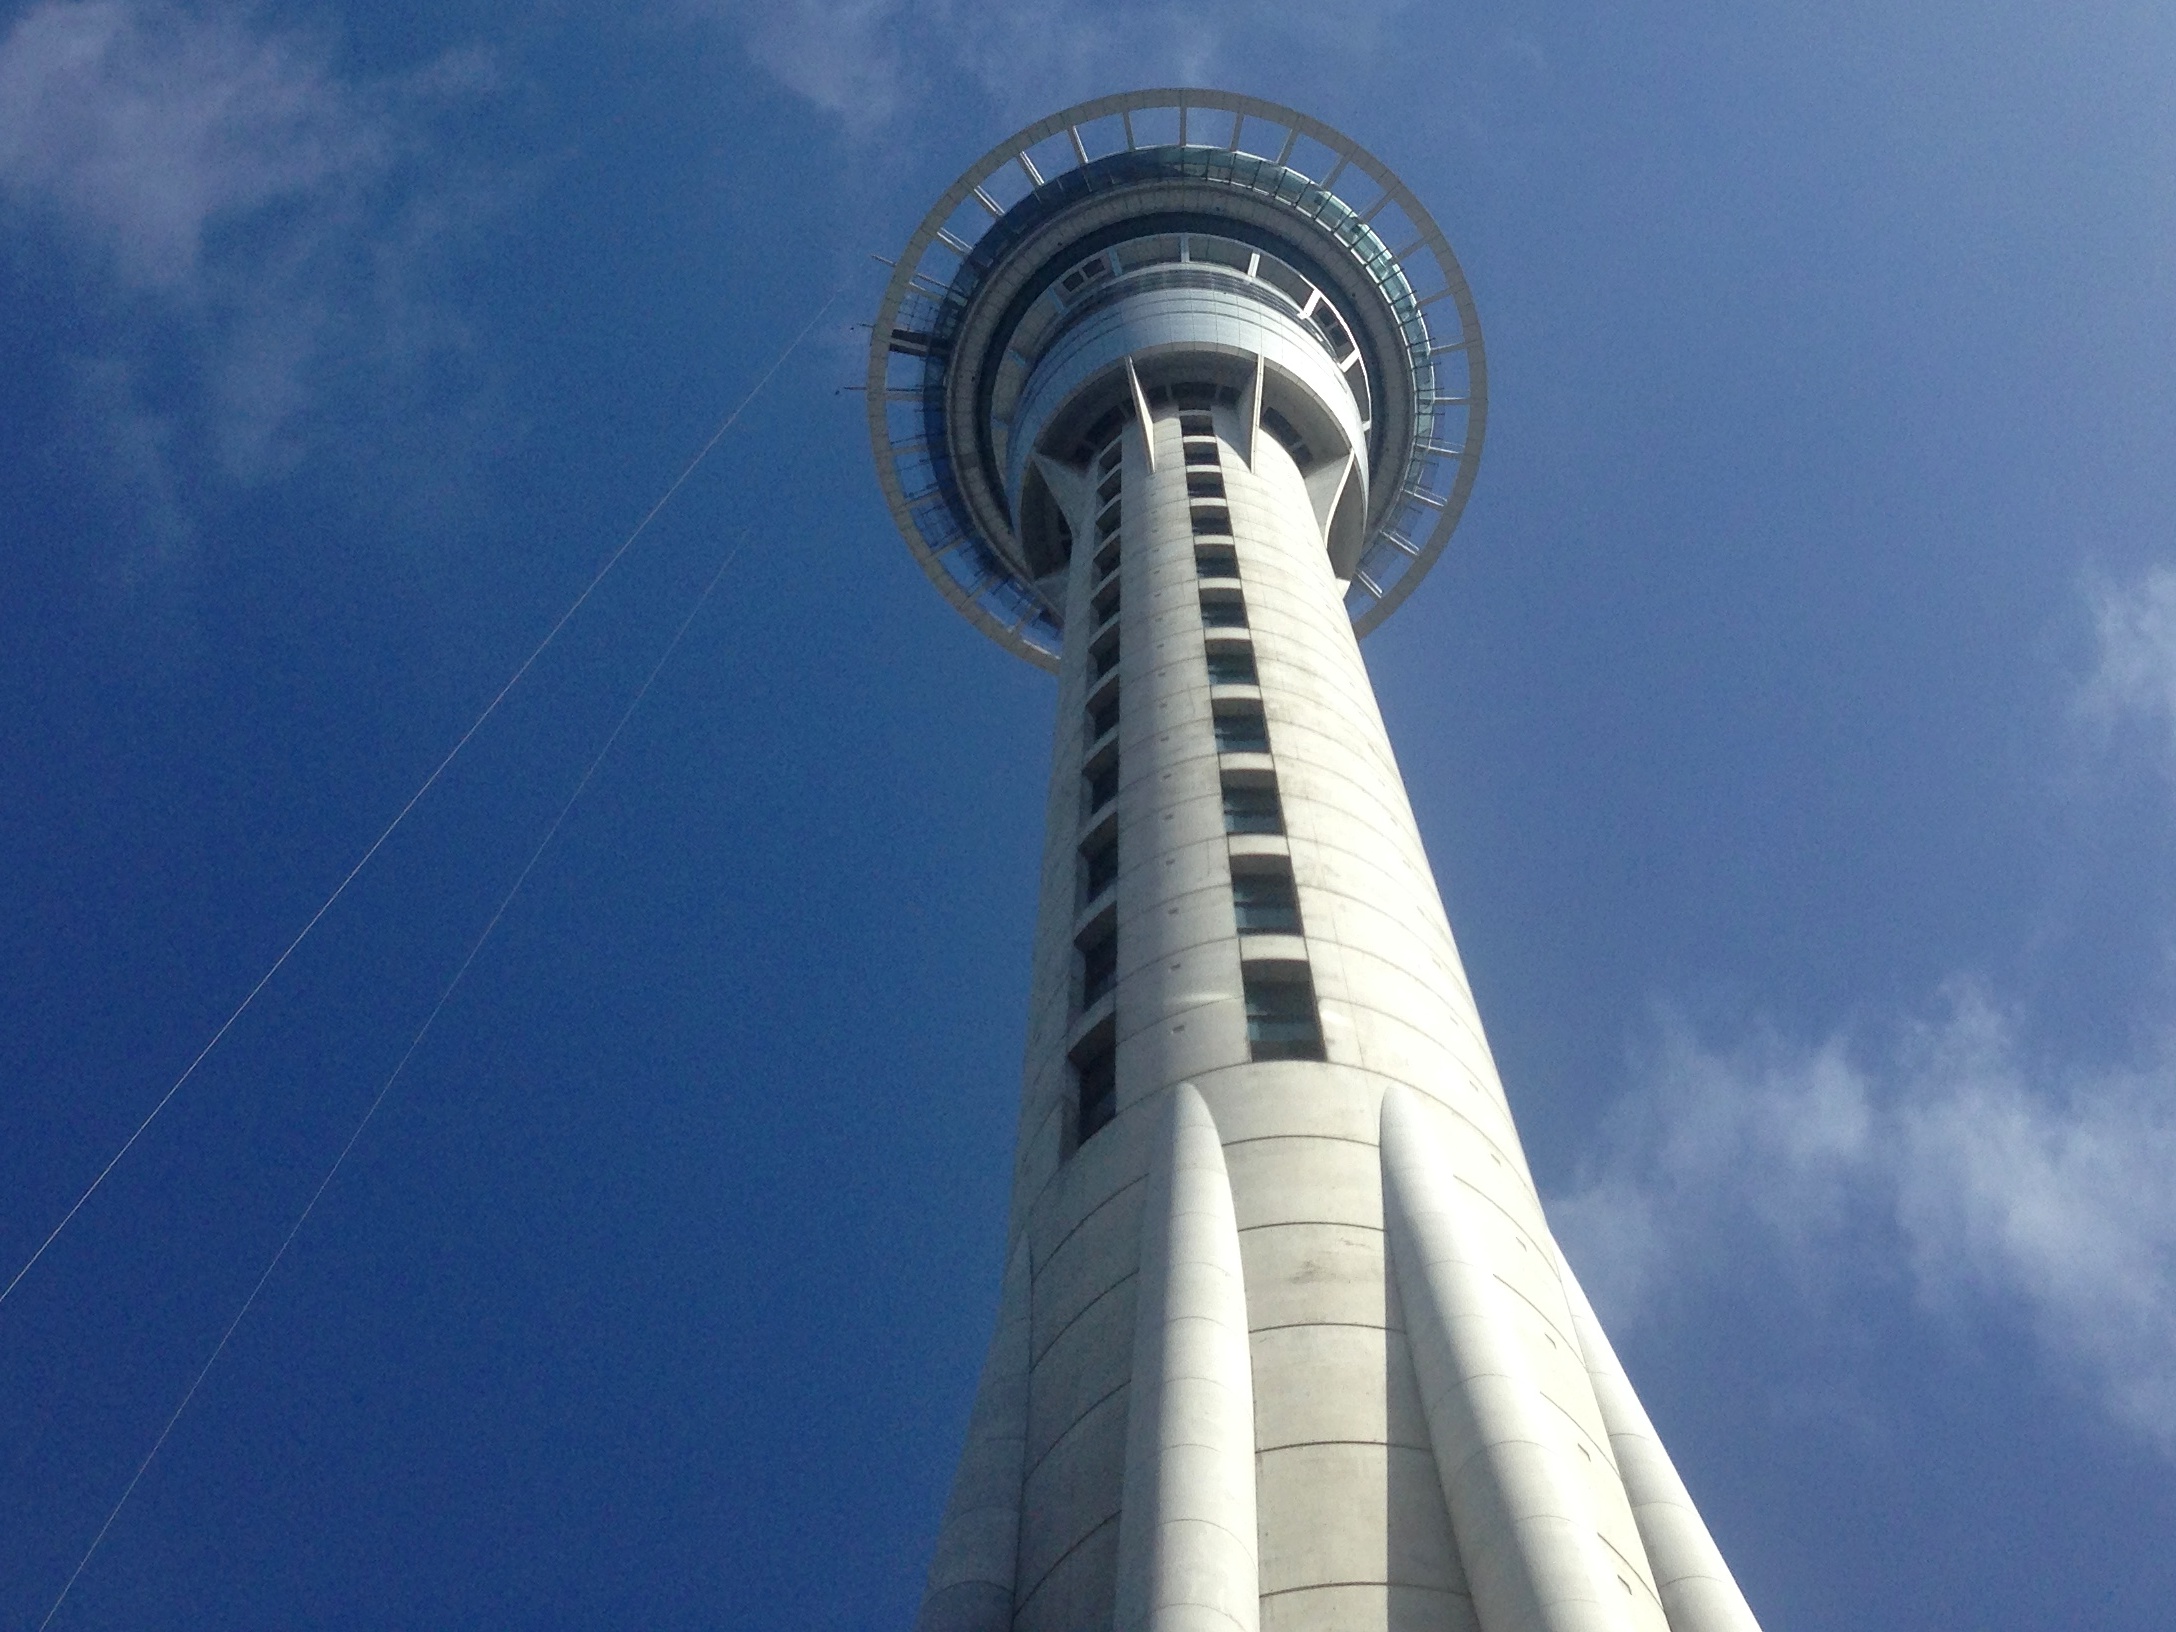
[1191,507,1232,537]
[1087,758,1119,813]
[1206,647,1258,686]
[1183,440,1220,467]
[1233,866,1302,935]
[1187,473,1226,500]
[1080,931,1118,1008]
[1089,693,1119,742]
[1244,969,1325,1061]
[1095,501,1121,540]
[1222,780,1284,834]
[1076,1044,1117,1142]
[1200,596,1248,630]
[1082,836,1118,900]
[1094,586,1120,627]
[1214,706,1270,754]
[1195,545,1238,579]
[1096,470,1122,506]
[1091,634,1120,679]
[1094,541,1120,582]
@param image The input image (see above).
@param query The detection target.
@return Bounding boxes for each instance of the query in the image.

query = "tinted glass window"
[1233,870,1301,934]
[1206,647,1257,686]
[1245,971,1324,1061]
[1222,782,1283,834]
[1214,708,1270,754]
[1200,596,1247,629]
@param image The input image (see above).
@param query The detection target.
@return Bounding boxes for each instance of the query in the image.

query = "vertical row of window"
[1192,421,1326,1063]
[1073,427,1127,1143]
[1072,395,1338,1148]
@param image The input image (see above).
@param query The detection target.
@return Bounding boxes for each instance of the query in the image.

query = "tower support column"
[1113,1084,1260,1632]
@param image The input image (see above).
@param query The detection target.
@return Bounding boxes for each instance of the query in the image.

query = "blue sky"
[3,1,2174,1625]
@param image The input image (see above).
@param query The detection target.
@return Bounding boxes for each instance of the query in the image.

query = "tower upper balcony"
[867,90,1487,669]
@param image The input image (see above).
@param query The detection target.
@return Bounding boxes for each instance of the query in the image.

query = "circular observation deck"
[866,89,1486,671]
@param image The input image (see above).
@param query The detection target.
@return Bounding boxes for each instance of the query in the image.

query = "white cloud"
[696,0,1411,133]
[1553,983,2176,1455]
[0,1,495,560]
[0,0,384,289]
[2080,565,2176,772]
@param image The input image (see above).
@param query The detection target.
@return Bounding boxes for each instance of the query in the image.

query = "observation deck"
[867,89,1488,669]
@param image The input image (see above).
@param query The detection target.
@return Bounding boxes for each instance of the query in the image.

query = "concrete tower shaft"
[872,92,1764,1632]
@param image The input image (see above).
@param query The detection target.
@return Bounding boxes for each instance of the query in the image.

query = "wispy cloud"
[0,0,387,290]
[1553,985,2176,1453]
[1555,565,2176,1456]
[2079,564,2176,772]
[0,1,496,569]
[696,0,1411,133]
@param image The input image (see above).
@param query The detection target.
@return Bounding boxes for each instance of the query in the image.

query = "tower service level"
[867,89,1765,1632]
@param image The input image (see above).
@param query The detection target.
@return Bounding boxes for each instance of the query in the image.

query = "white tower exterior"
[868,91,1763,1632]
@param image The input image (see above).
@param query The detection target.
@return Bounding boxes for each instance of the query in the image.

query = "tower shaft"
[917,377,1757,1632]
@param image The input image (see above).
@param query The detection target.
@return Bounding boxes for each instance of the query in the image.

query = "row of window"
[1190,465,1327,1068]
[1074,423,1130,1141]
[1071,400,1328,1146]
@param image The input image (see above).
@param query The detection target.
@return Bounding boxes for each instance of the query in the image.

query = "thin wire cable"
[1,284,842,1316]
[38,524,758,1631]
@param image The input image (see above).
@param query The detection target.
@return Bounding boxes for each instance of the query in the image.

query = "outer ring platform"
[867,88,1487,671]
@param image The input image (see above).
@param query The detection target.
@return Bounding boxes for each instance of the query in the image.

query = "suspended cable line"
[38,514,761,1630]
[0,283,842,1317]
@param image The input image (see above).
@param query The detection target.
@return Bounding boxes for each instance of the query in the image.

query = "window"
[1178,410,1215,438]
[1187,472,1226,500]
[1082,835,1118,901]
[1076,1042,1117,1141]
[1195,544,1238,579]
[1080,928,1118,1008]
[1088,691,1119,742]
[1087,757,1119,813]
[1095,500,1121,541]
[1244,968,1325,1061]
[1232,864,1301,934]
[1200,594,1248,630]
[1096,470,1121,507]
[1183,440,1220,467]
[1214,705,1270,754]
[1093,584,1120,627]
[1191,507,1232,537]
[1094,541,1120,582]
[1205,646,1257,686]
[1091,632,1120,679]
[1222,779,1284,834]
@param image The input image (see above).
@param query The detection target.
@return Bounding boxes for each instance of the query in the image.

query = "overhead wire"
[0,282,843,1318]
[38,501,768,1630]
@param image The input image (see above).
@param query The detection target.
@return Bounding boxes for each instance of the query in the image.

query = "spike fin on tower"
[1113,1083,1260,1632]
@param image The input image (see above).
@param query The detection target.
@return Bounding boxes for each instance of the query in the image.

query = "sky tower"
[867,90,1764,1632]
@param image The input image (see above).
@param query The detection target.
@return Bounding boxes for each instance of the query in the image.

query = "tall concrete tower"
[867,90,1763,1632]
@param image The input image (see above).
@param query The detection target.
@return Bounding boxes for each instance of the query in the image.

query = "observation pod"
[867,90,1764,1632]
